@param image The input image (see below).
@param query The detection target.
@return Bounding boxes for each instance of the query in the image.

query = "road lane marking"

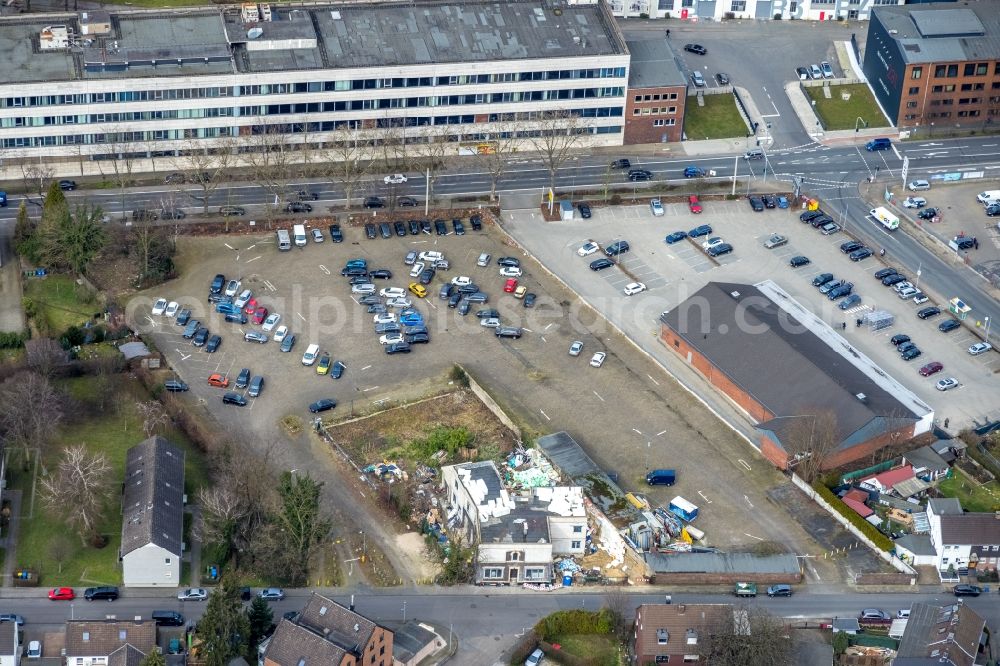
[246,256,261,263]
[745,533,764,541]
[647,374,660,386]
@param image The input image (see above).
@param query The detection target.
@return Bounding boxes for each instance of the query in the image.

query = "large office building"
[570,0,905,22]
[863,2,1000,130]
[0,0,630,172]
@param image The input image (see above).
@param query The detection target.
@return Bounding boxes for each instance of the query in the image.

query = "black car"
[84,586,119,601]
[954,236,976,250]
[379,222,392,239]
[882,273,907,286]
[684,43,707,55]
[761,194,777,209]
[164,380,189,392]
[369,269,392,280]
[394,221,407,237]
[397,196,418,207]
[331,361,346,379]
[497,257,521,268]
[523,293,537,308]
[953,584,982,597]
[917,207,939,220]
[295,190,319,200]
[420,219,432,234]
[917,306,941,319]
[986,203,1000,216]
[342,266,368,277]
[605,240,630,256]
[434,219,448,235]
[457,283,480,294]
[385,342,412,355]
[365,223,377,239]
[578,203,592,219]
[349,275,371,285]
[611,158,632,169]
[363,196,385,209]
[329,224,344,242]
[375,322,401,334]
[665,231,687,244]
[236,368,251,389]
[938,319,961,332]
[849,248,873,261]
[439,283,454,299]
[458,299,471,315]
[470,214,483,231]
[890,334,911,347]
[840,240,864,253]
[182,320,201,339]
[208,292,231,305]
[748,196,764,212]
[408,219,421,235]
[800,210,824,222]
[901,346,922,361]
[160,208,186,220]
[448,291,463,308]
[715,72,730,85]
[59,179,77,191]
[219,206,246,217]
[789,256,811,267]
[210,274,226,294]
[205,335,222,353]
[827,282,853,300]
[590,258,614,271]
[812,273,834,287]
[689,224,713,238]
[285,202,313,213]
[628,169,653,181]
[419,268,435,285]
[406,332,430,344]
[476,309,500,319]
[175,308,192,326]
[707,243,733,257]
[810,215,834,228]
[874,267,897,280]
[223,392,248,406]
[308,398,337,413]
[451,219,464,235]
[192,328,210,347]
[897,342,917,354]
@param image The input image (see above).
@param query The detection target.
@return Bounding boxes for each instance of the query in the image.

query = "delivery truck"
[293,224,307,247]
[668,496,699,522]
[977,190,1000,205]
[869,207,899,231]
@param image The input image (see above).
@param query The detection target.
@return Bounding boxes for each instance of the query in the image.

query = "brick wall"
[649,572,802,585]
[825,423,916,470]
[624,85,686,144]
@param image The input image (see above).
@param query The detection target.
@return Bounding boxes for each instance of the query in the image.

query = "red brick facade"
[898,60,1000,129]
[624,85,686,144]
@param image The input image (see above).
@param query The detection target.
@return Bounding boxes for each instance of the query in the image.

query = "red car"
[503,278,518,293]
[919,362,943,377]
[688,195,702,214]
[252,306,268,325]
[49,587,75,601]
[243,297,259,315]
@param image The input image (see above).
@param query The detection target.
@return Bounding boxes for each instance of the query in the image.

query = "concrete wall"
[457,364,521,441]
[122,543,180,587]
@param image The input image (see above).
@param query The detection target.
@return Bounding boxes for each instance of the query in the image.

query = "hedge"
[813,481,895,551]
[534,609,614,642]
[0,331,27,349]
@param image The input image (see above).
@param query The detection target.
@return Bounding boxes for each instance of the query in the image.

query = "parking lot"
[132,213,833,570]
[503,194,1000,434]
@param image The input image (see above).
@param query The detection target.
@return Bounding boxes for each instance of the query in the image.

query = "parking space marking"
[262,280,276,291]
[744,496,754,509]
[246,256,261,264]
[319,265,331,275]
[297,312,307,322]
[540,409,551,421]
[697,490,712,504]
[593,390,604,402]
[647,374,659,385]
[362,386,379,392]
[744,533,764,541]
[360,364,371,371]
[544,323,554,330]
[175,349,192,361]
[738,459,752,471]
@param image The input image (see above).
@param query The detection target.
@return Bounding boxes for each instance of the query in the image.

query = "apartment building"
[863,2,1000,130]
[0,0,630,173]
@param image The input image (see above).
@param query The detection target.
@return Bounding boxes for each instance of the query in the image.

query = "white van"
[301,343,320,366]
[293,224,307,247]
[977,190,1000,205]
[276,229,291,251]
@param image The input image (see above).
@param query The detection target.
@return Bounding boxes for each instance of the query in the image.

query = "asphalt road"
[6,589,998,664]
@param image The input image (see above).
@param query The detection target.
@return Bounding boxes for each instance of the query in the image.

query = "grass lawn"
[684,94,748,140]
[22,274,99,334]
[804,83,888,131]
[549,634,623,666]
[10,374,209,586]
[937,474,1000,513]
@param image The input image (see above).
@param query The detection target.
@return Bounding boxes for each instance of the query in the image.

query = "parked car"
[763,234,787,249]
[968,342,993,355]
[245,331,268,344]
[177,588,208,601]
[748,196,764,212]
[789,256,811,268]
[84,586,119,601]
[48,587,75,601]
[578,203,592,219]
[935,377,959,392]
[684,43,707,55]
[917,306,941,319]
[577,241,600,257]
[953,584,982,597]
[628,169,652,182]
[689,224,712,238]
[590,352,606,368]
[308,399,337,413]
[665,231,688,244]
[938,319,961,333]
[859,609,888,621]
[258,588,285,601]
[650,198,665,216]
[590,258,614,271]
[767,585,792,597]
[569,341,584,356]
[919,361,943,377]
[164,379,189,392]
[688,195,702,214]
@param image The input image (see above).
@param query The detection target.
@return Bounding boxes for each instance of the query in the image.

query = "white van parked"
[293,224,307,247]
[977,190,1000,205]
[276,229,291,251]
[301,343,320,366]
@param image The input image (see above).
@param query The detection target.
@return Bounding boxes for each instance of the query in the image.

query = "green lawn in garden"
[547,635,623,666]
[22,274,98,334]
[937,474,1000,513]
[684,94,749,140]
[804,83,889,131]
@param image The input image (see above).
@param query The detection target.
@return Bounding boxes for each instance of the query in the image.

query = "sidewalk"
[1,489,22,586]
[185,506,201,587]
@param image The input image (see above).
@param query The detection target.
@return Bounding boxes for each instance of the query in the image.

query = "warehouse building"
[658,281,933,470]
[0,0,629,172]
[863,2,1000,130]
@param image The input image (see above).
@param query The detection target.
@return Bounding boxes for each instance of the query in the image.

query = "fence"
[840,459,896,483]
[456,363,522,441]
[731,88,757,134]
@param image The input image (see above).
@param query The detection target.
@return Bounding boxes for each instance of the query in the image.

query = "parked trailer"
[668,496,699,522]
[869,207,899,231]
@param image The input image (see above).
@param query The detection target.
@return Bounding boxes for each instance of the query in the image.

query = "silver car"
[691,71,706,87]
[569,341,583,356]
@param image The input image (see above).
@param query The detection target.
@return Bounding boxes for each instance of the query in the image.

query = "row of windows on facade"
[0,67,629,110]
[0,122,625,148]
[903,110,997,121]
[666,0,887,10]
[482,567,549,579]
[633,92,681,103]
[911,62,1000,80]
[906,82,1000,96]
[0,88,626,129]
[905,96,1000,108]
[633,106,679,116]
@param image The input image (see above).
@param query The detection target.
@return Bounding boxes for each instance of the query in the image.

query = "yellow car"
[514,285,527,299]
[408,283,427,298]
[316,355,331,375]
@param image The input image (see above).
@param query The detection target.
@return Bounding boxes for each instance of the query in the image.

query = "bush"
[448,364,469,387]
[0,331,27,349]
[534,609,615,641]
[813,481,894,551]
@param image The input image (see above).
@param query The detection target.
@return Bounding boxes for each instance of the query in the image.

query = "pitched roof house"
[859,465,914,495]
[0,621,19,666]
[120,436,185,587]
[262,593,393,666]
[928,498,1000,574]
[896,602,986,666]
[632,603,732,665]
[64,619,156,666]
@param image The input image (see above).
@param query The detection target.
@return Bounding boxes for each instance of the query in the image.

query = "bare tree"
[135,400,169,438]
[0,371,63,462]
[415,128,453,206]
[603,587,635,642]
[319,124,372,209]
[172,138,237,215]
[96,125,142,219]
[528,110,586,196]
[24,338,68,377]
[473,126,521,202]
[40,445,114,545]
[700,606,794,666]
[48,534,73,573]
[783,410,840,482]
[20,162,55,202]
[242,122,297,219]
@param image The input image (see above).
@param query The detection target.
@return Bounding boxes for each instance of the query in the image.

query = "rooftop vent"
[247,27,263,40]
[855,393,868,403]
[730,291,741,299]
[354,623,360,632]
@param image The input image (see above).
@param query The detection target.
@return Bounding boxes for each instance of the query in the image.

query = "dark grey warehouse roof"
[644,552,802,575]
[871,2,1000,64]
[660,282,920,451]
[627,39,686,88]
[121,436,184,557]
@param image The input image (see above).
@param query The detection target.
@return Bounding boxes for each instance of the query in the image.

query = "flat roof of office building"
[872,2,1000,64]
[0,0,627,84]
[626,39,686,88]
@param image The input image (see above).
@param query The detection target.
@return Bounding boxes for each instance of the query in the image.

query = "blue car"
[216,302,240,315]
[689,224,713,238]
[665,231,687,244]
[400,314,424,327]
[683,166,705,178]
[777,196,789,209]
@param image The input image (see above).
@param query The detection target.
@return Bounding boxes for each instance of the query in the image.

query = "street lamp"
[985,316,991,343]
